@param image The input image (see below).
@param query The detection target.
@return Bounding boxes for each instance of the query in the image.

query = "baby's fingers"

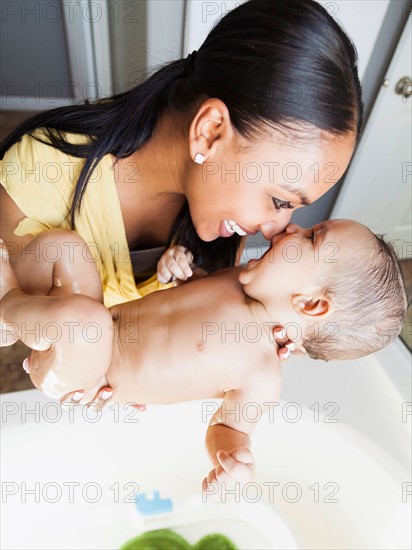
[217,449,255,482]
[157,247,193,283]
[164,259,187,282]
[170,247,193,277]
[157,265,173,284]
[176,246,193,268]
[202,467,232,501]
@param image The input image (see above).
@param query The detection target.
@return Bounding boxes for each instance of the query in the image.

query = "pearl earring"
[194,153,205,165]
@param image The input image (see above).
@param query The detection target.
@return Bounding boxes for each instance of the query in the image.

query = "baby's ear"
[291,294,334,318]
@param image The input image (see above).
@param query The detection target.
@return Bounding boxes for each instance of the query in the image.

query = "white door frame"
[63,0,113,104]
[332,14,411,244]
[332,14,412,361]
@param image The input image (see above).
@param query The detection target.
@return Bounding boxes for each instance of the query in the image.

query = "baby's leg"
[11,229,103,302]
[1,242,113,401]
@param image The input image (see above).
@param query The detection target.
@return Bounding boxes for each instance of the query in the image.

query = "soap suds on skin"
[40,370,69,399]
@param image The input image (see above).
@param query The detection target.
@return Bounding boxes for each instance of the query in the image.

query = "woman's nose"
[259,212,294,240]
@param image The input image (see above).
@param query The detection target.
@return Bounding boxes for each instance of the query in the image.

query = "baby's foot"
[0,240,20,346]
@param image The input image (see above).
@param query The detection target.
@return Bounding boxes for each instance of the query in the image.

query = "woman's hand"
[157,245,194,284]
[273,325,306,362]
[60,380,114,408]
[60,383,147,411]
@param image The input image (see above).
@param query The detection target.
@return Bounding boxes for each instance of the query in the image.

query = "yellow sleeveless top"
[0,130,173,307]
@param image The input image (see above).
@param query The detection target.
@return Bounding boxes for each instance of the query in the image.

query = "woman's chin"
[197,226,220,242]
[199,232,216,243]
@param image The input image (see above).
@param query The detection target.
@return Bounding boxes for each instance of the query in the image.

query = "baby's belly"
[106,321,225,405]
[107,356,225,405]
[107,298,245,405]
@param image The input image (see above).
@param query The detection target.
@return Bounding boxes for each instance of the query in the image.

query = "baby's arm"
[203,367,282,498]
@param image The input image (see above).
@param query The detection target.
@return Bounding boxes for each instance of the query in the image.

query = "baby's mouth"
[271,231,288,247]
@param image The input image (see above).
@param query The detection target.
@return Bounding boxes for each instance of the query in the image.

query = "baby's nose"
[259,216,293,240]
[285,223,302,235]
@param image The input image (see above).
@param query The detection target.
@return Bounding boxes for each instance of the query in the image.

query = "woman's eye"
[272,197,294,211]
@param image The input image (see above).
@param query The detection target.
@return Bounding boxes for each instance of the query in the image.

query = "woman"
[0,0,363,400]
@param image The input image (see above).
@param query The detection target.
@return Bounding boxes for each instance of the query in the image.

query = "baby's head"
[239,219,407,361]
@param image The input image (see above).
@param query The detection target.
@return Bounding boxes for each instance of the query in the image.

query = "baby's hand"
[202,447,255,502]
[157,246,194,284]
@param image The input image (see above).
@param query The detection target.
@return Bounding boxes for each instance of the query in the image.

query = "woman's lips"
[218,220,255,238]
[219,220,235,238]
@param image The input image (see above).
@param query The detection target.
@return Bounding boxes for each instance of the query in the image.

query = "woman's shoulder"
[1,128,91,165]
[28,128,93,153]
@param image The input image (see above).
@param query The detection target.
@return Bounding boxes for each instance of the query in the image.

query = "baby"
[0,220,407,492]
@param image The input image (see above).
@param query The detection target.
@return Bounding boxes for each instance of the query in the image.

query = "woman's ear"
[291,294,334,318]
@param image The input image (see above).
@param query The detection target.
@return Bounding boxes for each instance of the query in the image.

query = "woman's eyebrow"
[282,184,310,206]
[275,180,311,205]
[297,192,310,206]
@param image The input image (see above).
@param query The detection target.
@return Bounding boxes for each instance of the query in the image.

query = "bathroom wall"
[146,0,185,71]
[108,0,147,94]
[0,0,185,107]
[0,0,73,108]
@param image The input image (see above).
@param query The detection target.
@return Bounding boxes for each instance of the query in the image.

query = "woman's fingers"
[273,326,288,345]
[273,326,289,361]
[60,390,86,406]
[85,386,114,410]
[60,388,147,412]
[60,378,112,407]
[273,325,306,361]
[129,403,147,411]
[60,387,112,408]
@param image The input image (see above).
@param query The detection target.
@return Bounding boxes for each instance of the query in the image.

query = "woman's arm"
[0,186,34,263]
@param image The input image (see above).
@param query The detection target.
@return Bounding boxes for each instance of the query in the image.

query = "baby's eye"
[272,197,294,211]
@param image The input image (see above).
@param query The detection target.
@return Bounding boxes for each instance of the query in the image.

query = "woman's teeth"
[224,220,247,236]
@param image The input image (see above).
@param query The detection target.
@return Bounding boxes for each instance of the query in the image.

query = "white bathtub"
[0,338,411,550]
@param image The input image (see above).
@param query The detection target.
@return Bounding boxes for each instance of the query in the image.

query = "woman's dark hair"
[0,0,363,272]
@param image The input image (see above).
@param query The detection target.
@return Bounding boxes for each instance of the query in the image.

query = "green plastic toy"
[120,529,238,550]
